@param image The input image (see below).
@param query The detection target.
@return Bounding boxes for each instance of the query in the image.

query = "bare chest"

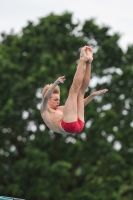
[41,107,64,133]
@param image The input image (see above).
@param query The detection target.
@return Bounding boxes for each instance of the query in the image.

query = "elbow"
[44,95,49,101]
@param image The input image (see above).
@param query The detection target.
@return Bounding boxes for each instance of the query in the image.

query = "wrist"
[55,80,60,85]
[90,93,95,98]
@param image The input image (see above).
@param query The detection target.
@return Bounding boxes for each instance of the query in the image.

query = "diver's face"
[48,93,60,109]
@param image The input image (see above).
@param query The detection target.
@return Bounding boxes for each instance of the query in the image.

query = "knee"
[78,89,84,95]
[69,85,79,94]
[79,86,86,95]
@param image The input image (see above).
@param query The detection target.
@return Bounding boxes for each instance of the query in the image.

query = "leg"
[77,47,93,121]
[62,46,89,122]
[78,47,93,93]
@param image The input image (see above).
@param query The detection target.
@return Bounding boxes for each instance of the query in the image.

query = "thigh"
[77,90,85,122]
[63,88,78,122]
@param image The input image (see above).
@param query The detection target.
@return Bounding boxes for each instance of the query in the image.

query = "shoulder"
[58,105,64,111]
[60,105,64,108]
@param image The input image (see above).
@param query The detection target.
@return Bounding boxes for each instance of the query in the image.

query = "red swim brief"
[61,118,84,134]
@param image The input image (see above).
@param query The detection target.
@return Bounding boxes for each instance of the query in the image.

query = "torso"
[40,104,67,134]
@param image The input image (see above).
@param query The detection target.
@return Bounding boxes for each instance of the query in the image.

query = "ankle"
[79,57,86,62]
[86,59,93,64]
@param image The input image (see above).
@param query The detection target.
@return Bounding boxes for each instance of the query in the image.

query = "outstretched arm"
[41,76,65,111]
[84,89,108,106]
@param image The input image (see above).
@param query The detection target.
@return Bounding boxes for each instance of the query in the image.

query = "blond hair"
[42,84,60,99]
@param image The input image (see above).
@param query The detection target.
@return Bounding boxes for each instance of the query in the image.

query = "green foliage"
[0,12,133,200]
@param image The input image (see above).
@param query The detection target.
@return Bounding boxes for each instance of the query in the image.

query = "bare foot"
[80,46,90,61]
[86,46,93,62]
[92,89,108,97]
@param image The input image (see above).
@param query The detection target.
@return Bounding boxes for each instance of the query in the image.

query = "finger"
[101,89,108,93]
[103,89,108,92]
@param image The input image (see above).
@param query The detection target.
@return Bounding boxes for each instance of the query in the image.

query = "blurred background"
[0,0,133,199]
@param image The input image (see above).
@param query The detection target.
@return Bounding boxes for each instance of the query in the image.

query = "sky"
[0,0,133,51]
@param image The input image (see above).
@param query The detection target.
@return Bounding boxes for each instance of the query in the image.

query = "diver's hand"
[55,76,66,84]
[92,89,108,96]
